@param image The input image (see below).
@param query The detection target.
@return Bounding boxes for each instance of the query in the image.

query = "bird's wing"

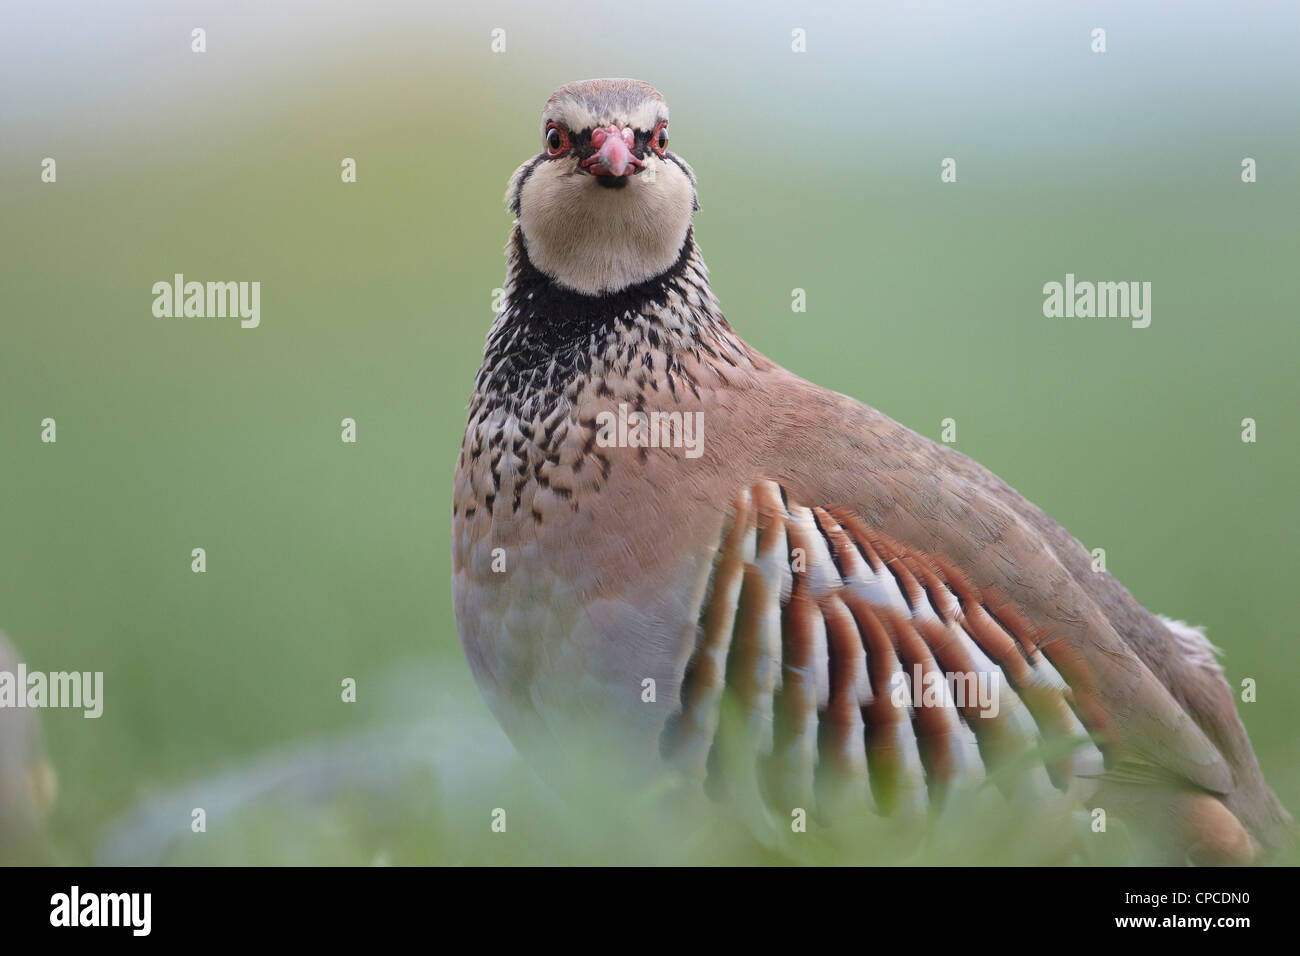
[660,478,1235,832]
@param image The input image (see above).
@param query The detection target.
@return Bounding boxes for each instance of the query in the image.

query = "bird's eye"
[544,124,570,157]
[651,122,669,157]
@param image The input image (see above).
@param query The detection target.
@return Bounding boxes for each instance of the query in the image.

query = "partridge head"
[505,78,695,296]
[453,78,1292,863]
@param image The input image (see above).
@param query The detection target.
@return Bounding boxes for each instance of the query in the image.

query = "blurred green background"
[1,1,1296,863]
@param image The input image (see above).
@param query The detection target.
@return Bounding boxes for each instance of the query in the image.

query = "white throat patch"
[516,154,696,296]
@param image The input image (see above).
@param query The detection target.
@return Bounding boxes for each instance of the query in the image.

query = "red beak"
[580,125,644,178]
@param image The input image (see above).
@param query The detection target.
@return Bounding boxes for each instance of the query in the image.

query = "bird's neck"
[470,226,745,421]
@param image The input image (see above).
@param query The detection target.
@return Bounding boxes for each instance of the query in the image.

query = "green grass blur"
[1,3,1296,863]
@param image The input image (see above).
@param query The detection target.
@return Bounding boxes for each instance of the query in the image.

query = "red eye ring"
[544,123,571,157]
[650,121,669,157]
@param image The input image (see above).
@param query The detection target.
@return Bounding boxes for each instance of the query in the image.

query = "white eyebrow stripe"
[544,98,667,135]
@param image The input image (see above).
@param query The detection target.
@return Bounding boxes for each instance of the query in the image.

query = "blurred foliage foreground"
[3,655,1239,866]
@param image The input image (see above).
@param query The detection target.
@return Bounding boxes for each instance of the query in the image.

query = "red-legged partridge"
[452,78,1291,863]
